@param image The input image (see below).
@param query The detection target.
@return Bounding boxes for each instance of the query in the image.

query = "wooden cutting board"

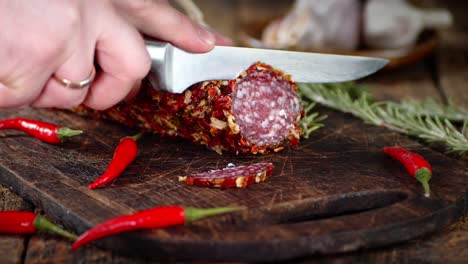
[0,108,466,262]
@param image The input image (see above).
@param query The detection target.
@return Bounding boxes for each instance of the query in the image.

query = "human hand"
[0,0,231,110]
[112,0,233,52]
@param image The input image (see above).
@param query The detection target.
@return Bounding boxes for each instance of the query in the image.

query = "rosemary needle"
[298,83,468,155]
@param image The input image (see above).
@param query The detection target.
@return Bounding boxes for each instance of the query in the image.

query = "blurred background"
[171,0,465,70]
[168,0,467,106]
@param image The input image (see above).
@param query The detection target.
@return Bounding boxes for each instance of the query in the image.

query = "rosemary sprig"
[298,83,468,155]
[387,98,468,121]
[299,101,327,139]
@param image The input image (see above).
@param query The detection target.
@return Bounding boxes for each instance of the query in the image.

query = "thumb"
[114,0,216,53]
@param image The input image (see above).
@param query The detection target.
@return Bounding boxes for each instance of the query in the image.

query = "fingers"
[0,83,38,108]
[83,74,139,110]
[213,32,234,46]
[31,40,95,109]
[83,9,150,110]
[0,34,62,108]
[0,0,229,111]
[0,79,39,108]
[124,79,142,101]
[113,0,216,53]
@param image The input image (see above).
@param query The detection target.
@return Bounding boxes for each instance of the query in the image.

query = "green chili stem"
[128,132,144,141]
[33,215,77,240]
[56,127,83,141]
[415,167,432,198]
[184,207,242,222]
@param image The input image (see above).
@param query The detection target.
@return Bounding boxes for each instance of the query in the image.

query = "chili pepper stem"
[128,132,144,141]
[415,167,431,198]
[56,127,83,141]
[33,215,77,240]
[184,207,242,222]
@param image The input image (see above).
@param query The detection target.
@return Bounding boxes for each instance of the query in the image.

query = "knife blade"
[146,41,388,93]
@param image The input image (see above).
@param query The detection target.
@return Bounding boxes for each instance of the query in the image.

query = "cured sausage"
[73,62,303,154]
[179,162,274,188]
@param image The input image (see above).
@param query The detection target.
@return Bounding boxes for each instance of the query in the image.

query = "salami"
[73,62,303,154]
[179,162,274,188]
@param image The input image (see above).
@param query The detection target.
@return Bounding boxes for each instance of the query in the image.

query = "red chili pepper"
[0,118,82,144]
[71,206,240,251]
[0,211,77,239]
[384,147,432,197]
[88,133,142,189]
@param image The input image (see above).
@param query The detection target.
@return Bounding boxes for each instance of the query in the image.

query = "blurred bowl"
[238,18,438,70]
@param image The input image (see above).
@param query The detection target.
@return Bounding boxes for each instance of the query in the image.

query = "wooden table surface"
[1,0,467,263]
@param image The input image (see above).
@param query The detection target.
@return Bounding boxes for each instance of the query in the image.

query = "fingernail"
[197,25,216,46]
[216,34,234,46]
[206,27,234,46]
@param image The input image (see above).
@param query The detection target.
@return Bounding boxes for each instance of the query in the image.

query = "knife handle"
[145,40,175,92]
[145,40,169,62]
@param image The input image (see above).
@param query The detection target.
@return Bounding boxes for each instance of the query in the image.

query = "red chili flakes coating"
[73,62,303,154]
[179,162,274,188]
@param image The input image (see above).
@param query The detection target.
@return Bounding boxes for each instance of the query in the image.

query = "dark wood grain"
[0,1,467,262]
[23,236,152,264]
[0,105,466,261]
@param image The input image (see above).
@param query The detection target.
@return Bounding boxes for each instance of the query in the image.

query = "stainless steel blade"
[146,41,388,93]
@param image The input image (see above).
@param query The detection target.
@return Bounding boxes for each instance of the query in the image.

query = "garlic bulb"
[261,0,361,51]
[364,0,453,49]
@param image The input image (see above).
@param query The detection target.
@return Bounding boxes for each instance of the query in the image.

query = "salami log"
[179,162,274,188]
[74,62,303,154]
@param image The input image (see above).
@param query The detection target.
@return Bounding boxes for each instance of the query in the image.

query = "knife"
[145,41,388,93]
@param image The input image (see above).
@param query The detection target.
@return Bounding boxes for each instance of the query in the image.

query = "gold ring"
[54,66,96,89]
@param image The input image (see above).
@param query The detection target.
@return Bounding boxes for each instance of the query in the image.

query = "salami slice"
[179,162,274,188]
[73,62,303,154]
